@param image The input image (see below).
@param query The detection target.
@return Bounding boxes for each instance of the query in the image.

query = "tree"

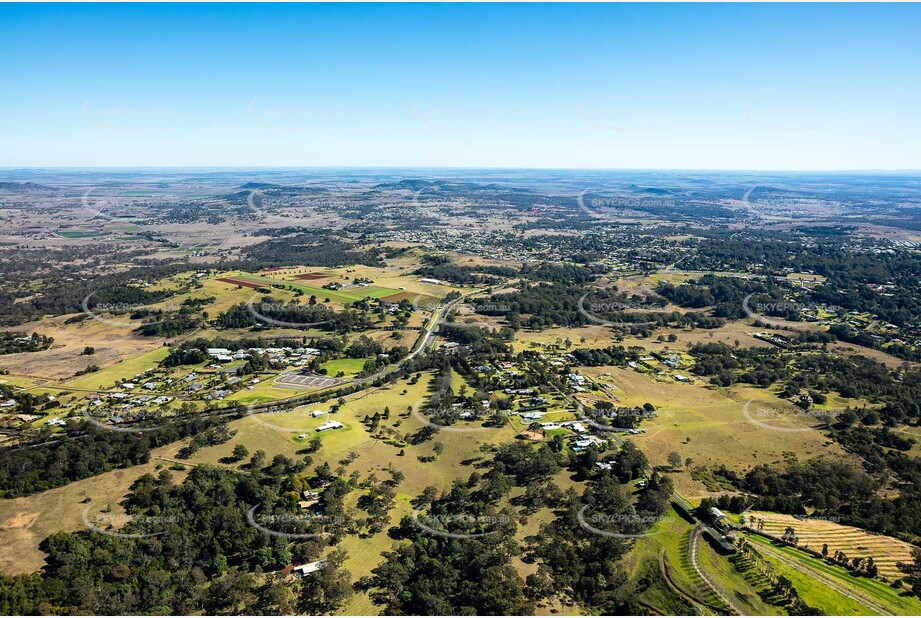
[249,449,267,470]
[260,578,296,614]
[305,435,323,453]
[866,556,878,578]
[898,548,921,595]
[82,346,95,355]
[388,469,405,486]
[667,451,682,470]
[231,444,249,461]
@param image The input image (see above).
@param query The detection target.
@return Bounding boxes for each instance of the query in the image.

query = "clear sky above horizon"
[1,3,920,170]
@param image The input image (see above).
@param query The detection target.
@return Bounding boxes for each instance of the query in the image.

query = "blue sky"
[1,3,919,170]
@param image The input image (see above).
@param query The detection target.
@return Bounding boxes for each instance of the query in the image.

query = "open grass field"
[0,374,42,389]
[512,325,618,353]
[321,358,368,377]
[61,346,170,390]
[511,321,775,356]
[744,511,919,582]
[224,374,316,404]
[56,230,105,238]
[347,328,416,351]
[577,366,854,498]
[829,341,917,369]
[225,273,401,305]
[621,321,777,351]
[0,316,165,381]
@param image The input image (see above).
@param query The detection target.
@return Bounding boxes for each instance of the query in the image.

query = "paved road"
[352,293,467,386]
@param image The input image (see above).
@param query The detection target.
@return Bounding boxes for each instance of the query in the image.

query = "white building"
[292,560,328,577]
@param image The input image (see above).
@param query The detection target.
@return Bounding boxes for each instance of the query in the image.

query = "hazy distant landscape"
[3,1,921,616]
[0,168,920,615]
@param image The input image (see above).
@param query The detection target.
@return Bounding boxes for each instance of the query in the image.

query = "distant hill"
[238,182,283,190]
[0,181,54,193]
[373,179,530,194]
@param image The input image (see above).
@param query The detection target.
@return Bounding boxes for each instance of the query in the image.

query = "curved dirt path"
[689,525,742,615]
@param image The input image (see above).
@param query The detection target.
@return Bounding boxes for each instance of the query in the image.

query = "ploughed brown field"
[294,272,328,280]
[216,277,265,289]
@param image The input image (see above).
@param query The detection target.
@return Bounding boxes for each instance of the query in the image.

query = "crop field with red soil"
[216,277,265,289]
[294,272,328,280]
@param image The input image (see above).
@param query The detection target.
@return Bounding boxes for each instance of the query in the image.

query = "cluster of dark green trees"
[0,332,54,354]
[0,418,227,498]
[0,461,354,615]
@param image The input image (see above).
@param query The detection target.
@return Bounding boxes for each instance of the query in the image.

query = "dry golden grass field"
[577,366,856,498]
[0,317,163,381]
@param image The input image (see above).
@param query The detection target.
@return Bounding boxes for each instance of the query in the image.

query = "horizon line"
[2,166,921,174]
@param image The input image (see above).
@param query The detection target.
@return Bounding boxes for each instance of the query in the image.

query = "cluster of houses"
[377,226,676,272]
[567,373,587,392]
[206,346,320,368]
[624,355,695,383]
[8,342,347,430]
[89,391,175,412]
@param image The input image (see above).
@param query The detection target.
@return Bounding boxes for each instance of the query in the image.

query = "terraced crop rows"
[747,511,917,581]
